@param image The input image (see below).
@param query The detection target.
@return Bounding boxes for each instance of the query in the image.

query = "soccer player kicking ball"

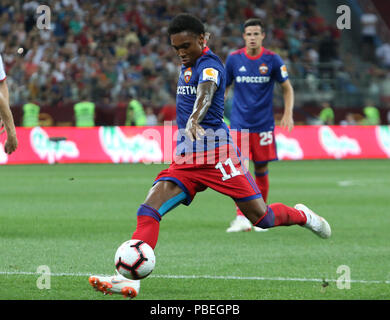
[225,18,295,233]
[0,53,18,155]
[89,14,331,299]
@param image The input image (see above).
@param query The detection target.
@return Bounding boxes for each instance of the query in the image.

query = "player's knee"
[145,181,176,207]
[143,185,164,211]
[237,198,267,224]
[253,205,268,223]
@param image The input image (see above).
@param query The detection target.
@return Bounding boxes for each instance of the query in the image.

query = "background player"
[225,18,294,233]
[0,53,18,155]
[89,13,331,299]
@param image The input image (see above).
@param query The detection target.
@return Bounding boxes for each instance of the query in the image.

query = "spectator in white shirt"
[361,9,378,62]
[376,42,390,69]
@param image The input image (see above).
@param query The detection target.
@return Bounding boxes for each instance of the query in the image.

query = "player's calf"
[253,203,307,228]
[238,199,307,229]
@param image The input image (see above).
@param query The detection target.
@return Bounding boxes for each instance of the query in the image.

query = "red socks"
[270,203,307,226]
[131,204,161,249]
[134,202,306,249]
[254,203,307,228]
[255,170,269,203]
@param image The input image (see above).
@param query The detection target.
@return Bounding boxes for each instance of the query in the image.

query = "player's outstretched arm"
[185,81,217,141]
[280,79,294,132]
[0,80,18,154]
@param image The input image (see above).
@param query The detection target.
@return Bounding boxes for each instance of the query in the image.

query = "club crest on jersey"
[184,68,192,83]
[259,63,268,75]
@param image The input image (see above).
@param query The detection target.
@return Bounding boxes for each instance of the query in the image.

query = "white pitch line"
[0,271,389,284]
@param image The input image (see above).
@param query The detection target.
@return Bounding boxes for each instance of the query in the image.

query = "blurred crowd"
[0,0,389,125]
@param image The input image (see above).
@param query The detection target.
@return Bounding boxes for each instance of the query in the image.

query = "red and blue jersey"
[176,47,231,154]
[156,49,262,205]
[225,47,288,132]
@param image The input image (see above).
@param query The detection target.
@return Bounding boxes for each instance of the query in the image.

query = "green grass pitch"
[0,159,389,300]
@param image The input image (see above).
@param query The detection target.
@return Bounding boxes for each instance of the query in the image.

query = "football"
[114,239,156,280]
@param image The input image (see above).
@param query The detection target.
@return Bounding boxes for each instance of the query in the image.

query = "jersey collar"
[244,46,264,60]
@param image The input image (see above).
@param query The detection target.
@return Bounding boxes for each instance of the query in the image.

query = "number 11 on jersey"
[215,158,241,181]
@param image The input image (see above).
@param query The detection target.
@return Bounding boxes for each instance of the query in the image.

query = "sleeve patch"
[202,68,219,84]
[280,65,288,78]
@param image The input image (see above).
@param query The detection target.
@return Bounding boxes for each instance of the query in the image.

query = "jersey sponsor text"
[236,76,270,83]
[177,85,197,95]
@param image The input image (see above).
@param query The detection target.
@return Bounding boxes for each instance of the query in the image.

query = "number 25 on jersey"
[259,131,273,146]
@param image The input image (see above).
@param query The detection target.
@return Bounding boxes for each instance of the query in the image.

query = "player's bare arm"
[280,79,294,132]
[185,81,217,141]
[0,80,18,154]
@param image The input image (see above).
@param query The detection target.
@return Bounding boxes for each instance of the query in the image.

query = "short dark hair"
[243,18,265,33]
[168,13,205,36]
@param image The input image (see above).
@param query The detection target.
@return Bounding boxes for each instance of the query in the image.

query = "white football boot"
[294,204,331,239]
[226,216,253,232]
[89,272,140,299]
